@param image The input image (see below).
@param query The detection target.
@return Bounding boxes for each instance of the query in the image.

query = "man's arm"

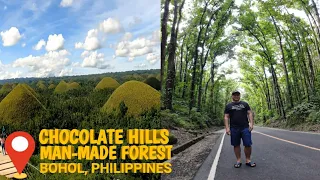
[248,110,254,131]
[224,113,230,135]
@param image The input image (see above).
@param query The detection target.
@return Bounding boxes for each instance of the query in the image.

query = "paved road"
[194,126,320,180]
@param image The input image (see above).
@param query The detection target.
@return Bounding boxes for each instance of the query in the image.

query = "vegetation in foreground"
[161,0,320,132]
[0,69,163,180]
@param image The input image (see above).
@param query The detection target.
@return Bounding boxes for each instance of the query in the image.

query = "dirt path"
[161,133,220,180]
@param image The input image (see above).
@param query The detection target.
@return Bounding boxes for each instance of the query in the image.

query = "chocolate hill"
[0,84,45,124]
[101,80,160,117]
[54,80,80,93]
[95,77,120,90]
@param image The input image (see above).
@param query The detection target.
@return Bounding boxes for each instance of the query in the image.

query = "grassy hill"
[0,84,45,125]
[95,77,120,90]
[102,80,161,117]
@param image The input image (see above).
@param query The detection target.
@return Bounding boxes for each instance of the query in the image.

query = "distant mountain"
[0,69,160,84]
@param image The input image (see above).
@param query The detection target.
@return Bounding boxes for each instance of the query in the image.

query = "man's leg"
[242,128,256,166]
[230,128,241,162]
[234,146,241,162]
[244,146,251,163]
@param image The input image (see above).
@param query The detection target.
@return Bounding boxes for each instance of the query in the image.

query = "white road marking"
[254,131,320,151]
[207,132,226,180]
[256,126,320,135]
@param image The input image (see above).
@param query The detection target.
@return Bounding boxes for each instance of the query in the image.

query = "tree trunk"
[164,0,178,110]
[179,35,186,83]
[262,63,272,110]
[311,0,320,27]
[182,47,189,98]
[209,60,215,115]
[306,13,320,57]
[270,13,293,108]
[161,0,171,93]
[301,0,320,41]
[189,1,209,113]
[204,76,211,106]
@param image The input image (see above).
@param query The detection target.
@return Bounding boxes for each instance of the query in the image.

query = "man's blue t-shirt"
[224,101,251,128]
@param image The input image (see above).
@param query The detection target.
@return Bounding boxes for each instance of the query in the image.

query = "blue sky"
[0,0,160,80]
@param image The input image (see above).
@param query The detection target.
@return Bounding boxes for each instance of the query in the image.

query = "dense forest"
[161,0,320,131]
[0,69,165,180]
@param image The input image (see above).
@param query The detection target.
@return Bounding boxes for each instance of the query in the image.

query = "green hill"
[95,77,120,90]
[101,80,160,117]
[48,84,56,89]
[68,82,80,90]
[54,80,69,93]
[0,84,45,124]
[54,81,80,93]
[0,83,13,93]
[37,81,47,90]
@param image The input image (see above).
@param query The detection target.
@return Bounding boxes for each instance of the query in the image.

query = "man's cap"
[232,90,240,95]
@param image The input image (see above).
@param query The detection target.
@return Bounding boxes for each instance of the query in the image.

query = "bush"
[286,102,316,126]
[307,110,320,124]
[190,110,207,129]
[265,119,271,125]
[144,77,161,90]
[168,134,178,145]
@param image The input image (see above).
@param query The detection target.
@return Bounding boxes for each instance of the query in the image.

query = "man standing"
[224,90,256,168]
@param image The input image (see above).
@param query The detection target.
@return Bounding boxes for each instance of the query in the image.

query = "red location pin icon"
[5,131,35,175]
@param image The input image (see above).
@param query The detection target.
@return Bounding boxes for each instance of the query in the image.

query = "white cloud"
[46,34,65,51]
[81,50,90,58]
[75,42,83,49]
[60,0,74,7]
[71,62,80,67]
[75,29,101,51]
[0,71,23,80]
[33,39,46,50]
[99,18,123,34]
[135,63,146,68]
[122,32,133,41]
[59,68,73,76]
[114,30,160,61]
[22,43,26,47]
[151,30,160,43]
[81,51,110,69]
[0,60,7,71]
[129,16,142,26]
[12,50,71,77]
[115,47,129,57]
[146,53,160,64]
[129,46,153,57]
[0,27,22,46]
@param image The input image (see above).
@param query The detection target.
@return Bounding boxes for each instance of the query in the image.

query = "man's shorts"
[230,127,252,147]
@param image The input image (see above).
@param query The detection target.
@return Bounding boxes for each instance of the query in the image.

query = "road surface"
[194,126,320,180]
